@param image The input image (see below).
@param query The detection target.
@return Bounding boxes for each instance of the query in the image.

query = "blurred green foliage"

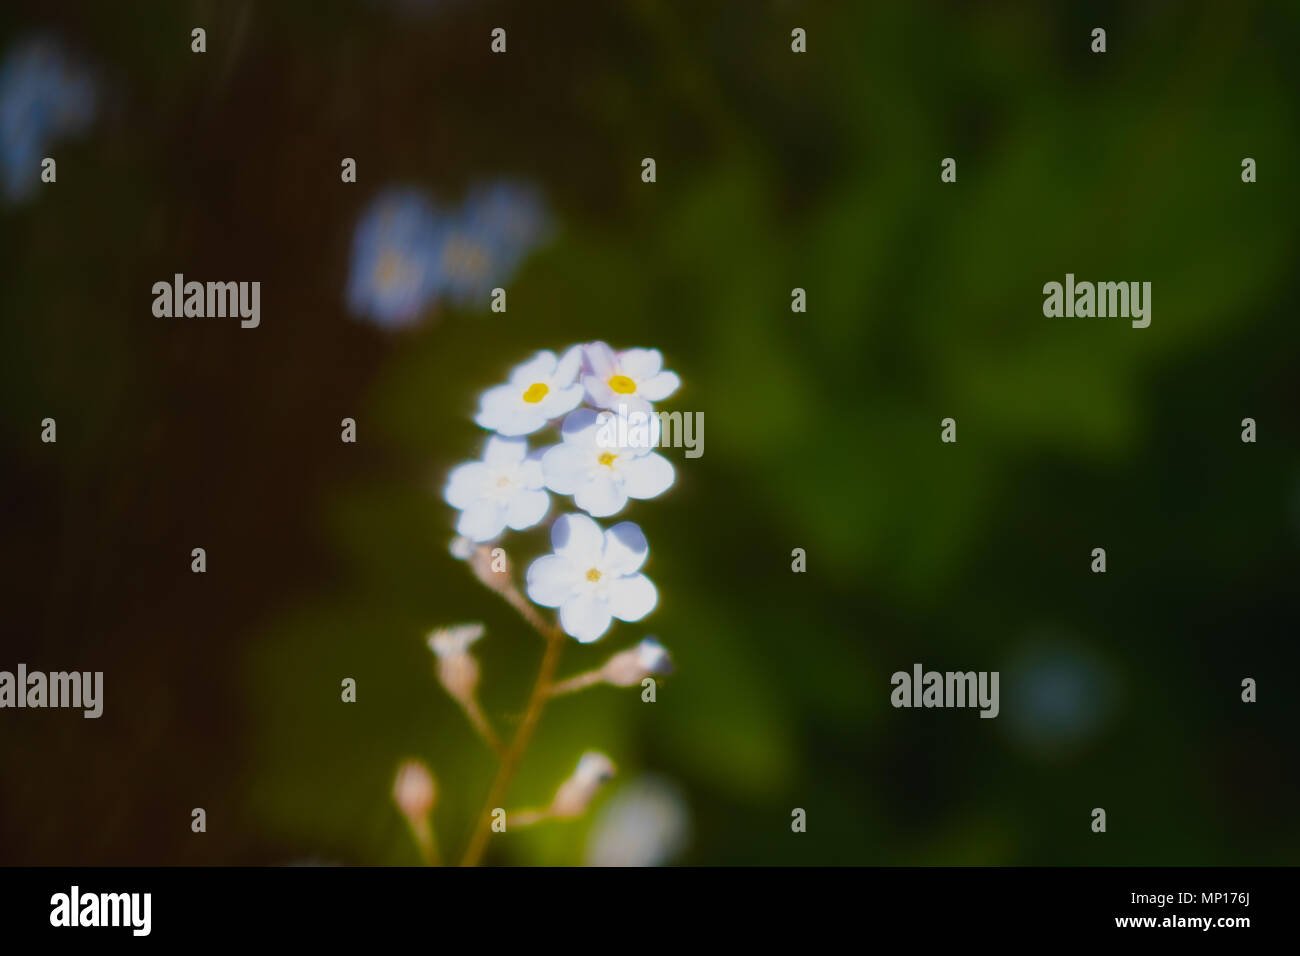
[3,1,1298,865]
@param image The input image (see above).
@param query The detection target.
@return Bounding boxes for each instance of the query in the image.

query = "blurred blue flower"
[1004,637,1116,757]
[346,188,444,328]
[430,181,550,307]
[348,181,551,327]
[0,37,97,203]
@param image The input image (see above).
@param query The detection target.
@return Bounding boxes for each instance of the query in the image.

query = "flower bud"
[449,536,474,561]
[428,622,485,658]
[548,751,617,820]
[437,652,480,706]
[602,637,673,687]
[575,751,617,785]
[428,623,485,702]
[427,623,499,751]
[392,760,436,822]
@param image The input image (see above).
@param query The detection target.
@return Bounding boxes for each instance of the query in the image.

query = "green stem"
[460,629,564,866]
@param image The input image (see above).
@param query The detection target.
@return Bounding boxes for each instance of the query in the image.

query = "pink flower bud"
[392,760,436,821]
[603,637,673,687]
[548,751,616,819]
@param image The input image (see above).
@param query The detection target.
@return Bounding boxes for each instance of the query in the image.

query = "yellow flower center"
[597,452,617,467]
[608,374,637,394]
[496,476,511,488]
[586,568,602,582]
[522,382,549,403]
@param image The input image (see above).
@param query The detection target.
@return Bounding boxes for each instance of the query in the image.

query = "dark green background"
[2,0,1297,865]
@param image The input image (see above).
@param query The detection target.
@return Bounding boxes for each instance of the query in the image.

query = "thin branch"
[546,669,607,697]
[462,696,505,756]
[457,544,569,866]
[409,817,439,867]
[460,629,564,866]
[467,544,560,641]
[507,808,547,828]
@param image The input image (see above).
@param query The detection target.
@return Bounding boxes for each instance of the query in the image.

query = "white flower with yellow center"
[541,409,674,517]
[443,436,549,542]
[581,342,681,415]
[525,514,657,643]
[474,347,585,436]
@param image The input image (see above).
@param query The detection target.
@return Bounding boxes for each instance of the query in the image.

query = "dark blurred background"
[2,0,1298,865]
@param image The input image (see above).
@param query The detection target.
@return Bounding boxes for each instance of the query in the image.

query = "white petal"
[538,382,585,420]
[444,462,491,509]
[506,488,550,530]
[542,444,592,494]
[580,375,614,410]
[519,455,546,489]
[473,383,520,430]
[526,554,577,607]
[560,593,613,643]
[583,341,618,379]
[512,350,558,386]
[575,474,627,518]
[484,435,528,468]
[552,512,604,562]
[609,394,653,418]
[618,348,662,380]
[621,453,675,500]
[609,574,657,622]
[602,521,648,574]
[457,499,507,542]
[554,345,583,384]
[494,407,548,437]
[560,407,602,443]
[639,370,680,402]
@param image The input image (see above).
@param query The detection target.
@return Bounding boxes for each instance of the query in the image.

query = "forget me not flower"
[346,188,443,327]
[541,408,675,517]
[443,436,550,542]
[525,514,657,643]
[431,180,550,306]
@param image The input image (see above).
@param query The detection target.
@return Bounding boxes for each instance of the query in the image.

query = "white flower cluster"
[444,342,680,642]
